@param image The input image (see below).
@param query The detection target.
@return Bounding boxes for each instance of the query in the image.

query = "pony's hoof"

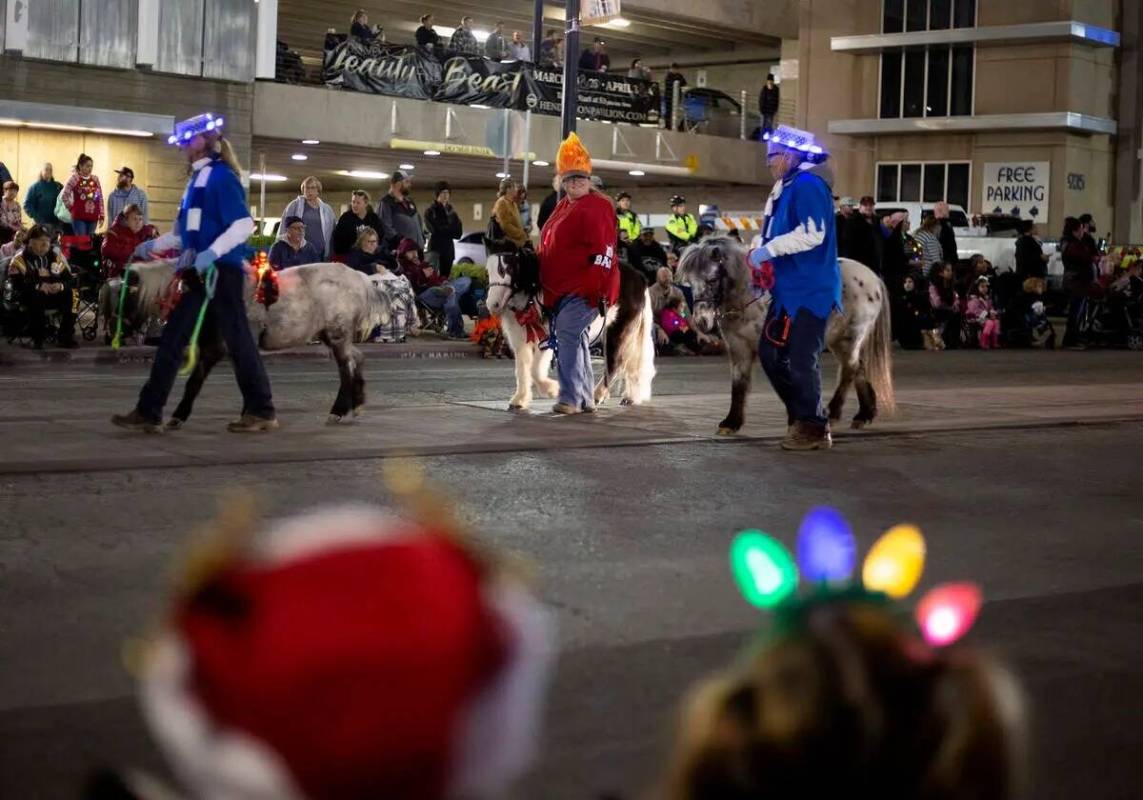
[508,403,526,412]
[352,406,364,419]
[716,426,738,436]
[165,418,184,431]
[620,397,634,406]
[327,414,344,425]
[851,418,871,430]
[541,381,560,398]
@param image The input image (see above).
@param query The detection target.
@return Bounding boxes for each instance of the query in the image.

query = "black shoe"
[111,410,163,434]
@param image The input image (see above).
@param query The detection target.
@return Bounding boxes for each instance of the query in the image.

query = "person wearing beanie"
[539,132,619,414]
[615,191,642,243]
[268,214,322,271]
[424,180,463,277]
[120,485,554,800]
[749,125,841,451]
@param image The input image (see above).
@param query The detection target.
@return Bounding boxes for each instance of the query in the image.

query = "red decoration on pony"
[253,251,279,308]
[749,254,775,292]
[514,304,547,344]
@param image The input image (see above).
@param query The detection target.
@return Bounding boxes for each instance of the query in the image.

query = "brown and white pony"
[677,236,895,433]
[483,250,655,411]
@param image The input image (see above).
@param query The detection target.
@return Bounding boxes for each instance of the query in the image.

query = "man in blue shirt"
[749,125,841,451]
[113,113,277,434]
[269,215,322,270]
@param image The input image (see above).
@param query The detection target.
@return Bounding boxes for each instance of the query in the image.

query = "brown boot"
[226,414,280,433]
[111,409,163,434]
[781,421,833,451]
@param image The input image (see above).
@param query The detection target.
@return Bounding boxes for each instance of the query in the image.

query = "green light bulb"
[730,530,799,608]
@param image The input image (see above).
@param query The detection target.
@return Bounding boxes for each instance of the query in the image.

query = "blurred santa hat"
[137,502,554,800]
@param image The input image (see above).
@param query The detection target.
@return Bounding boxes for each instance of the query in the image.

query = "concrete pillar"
[255,0,279,80]
[1113,0,1142,242]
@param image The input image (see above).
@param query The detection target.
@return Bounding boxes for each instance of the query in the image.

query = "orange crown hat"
[556,131,592,179]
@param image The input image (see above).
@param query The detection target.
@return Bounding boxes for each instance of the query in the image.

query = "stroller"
[59,234,105,341]
[1078,274,1143,350]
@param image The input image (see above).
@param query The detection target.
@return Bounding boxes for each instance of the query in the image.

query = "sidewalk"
[0,337,481,366]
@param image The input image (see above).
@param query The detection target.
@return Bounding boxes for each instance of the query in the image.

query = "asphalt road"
[2,350,1142,799]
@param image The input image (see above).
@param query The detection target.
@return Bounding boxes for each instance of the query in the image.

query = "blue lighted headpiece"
[764,125,828,163]
[167,113,225,146]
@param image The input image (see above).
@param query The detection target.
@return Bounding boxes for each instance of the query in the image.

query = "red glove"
[749,255,775,291]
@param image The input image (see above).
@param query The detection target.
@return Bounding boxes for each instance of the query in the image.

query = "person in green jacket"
[23,162,63,230]
[665,194,698,253]
[616,192,641,242]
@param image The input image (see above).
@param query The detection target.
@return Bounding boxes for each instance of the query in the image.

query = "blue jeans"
[759,306,829,427]
[71,219,97,236]
[136,267,274,423]
[418,276,472,336]
[554,295,598,409]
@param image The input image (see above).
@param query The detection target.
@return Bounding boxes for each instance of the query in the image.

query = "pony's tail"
[863,278,896,415]
[624,288,656,404]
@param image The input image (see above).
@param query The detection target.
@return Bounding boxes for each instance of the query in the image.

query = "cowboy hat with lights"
[763,124,829,163]
[167,112,225,146]
[729,507,982,648]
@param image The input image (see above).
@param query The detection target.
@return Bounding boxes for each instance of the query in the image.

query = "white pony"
[101,260,395,425]
[483,251,655,411]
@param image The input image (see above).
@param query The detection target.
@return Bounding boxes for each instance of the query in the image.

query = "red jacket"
[64,173,104,222]
[101,219,158,277]
[539,191,619,310]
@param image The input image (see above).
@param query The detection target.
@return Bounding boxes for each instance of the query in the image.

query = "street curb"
[0,340,482,366]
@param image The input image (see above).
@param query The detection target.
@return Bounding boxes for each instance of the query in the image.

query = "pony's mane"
[677,235,746,277]
[132,260,179,320]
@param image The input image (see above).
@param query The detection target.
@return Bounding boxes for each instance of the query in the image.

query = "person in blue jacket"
[113,113,277,434]
[749,125,841,451]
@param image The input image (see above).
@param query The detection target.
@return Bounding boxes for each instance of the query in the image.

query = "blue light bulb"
[796,506,856,583]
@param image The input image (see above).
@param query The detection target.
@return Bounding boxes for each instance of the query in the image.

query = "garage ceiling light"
[628,170,646,176]
[0,118,154,137]
[291,153,308,160]
[424,150,441,156]
[399,163,415,170]
[249,173,288,182]
[495,172,510,178]
[337,169,389,180]
[301,139,320,145]
[532,160,550,167]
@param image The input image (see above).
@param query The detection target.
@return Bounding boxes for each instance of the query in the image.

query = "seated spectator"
[508,31,531,62]
[399,237,472,339]
[928,261,962,349]
[485,20,509,61]
[269,215,323,271]
[331,190,384,258]
[449,16,480,56]
[7,225,76,349]
[966,276,1001,349]
[346,228,395,275]
[1004,277,1055,349]
[349,9,382,45]
[659,295,702,355]
[898,274,940,351]
[628,58,652,81]
[0,180,23,245]
[0,228,27,260]
[962,253,997,297]
[628,227,669,285]
[415,13,440,52]
[281,176,336,259]
[101,203,159,278]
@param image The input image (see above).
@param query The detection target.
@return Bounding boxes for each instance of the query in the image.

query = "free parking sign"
[982,162,1050,222]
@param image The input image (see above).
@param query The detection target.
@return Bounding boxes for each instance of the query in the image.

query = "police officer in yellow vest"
[616,192,641,242]
[665,194,698,253]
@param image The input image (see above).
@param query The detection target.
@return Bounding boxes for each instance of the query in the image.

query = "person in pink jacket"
[966,276,1001,349]
[61,153,104,236]
[658,295,702,354]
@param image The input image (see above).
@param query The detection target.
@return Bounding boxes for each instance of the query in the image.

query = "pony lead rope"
[110,266,132,350]
[179,264,218,377]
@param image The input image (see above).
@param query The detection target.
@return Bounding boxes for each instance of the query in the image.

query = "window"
[886,0,974,30]
[883,0,905,33]
[880,0,975,118]
[879,52,903,118]
[950,46,974,115]
[876,161,972,210]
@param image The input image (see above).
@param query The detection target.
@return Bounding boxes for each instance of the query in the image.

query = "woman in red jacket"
[61,153,104,236]
[539,132,620,414]
[101,203,158,278]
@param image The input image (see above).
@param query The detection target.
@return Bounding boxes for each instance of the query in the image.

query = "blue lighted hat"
[167,113,225,146]
[764,125,828,162]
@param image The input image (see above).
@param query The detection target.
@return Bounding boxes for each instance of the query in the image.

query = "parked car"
[679,88,760,140]
[453,231,487,265]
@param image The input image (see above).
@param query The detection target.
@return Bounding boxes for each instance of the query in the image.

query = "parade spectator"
[897,273,939,350]
[758,73,780,132]
[331,189,385,258]
[449,16,480,56]
[401,237,472,339]
[508,30,531,61]
[61,153,104,236]
[280,176,336,258]
[0,228,26,260]
[23,163,63,230]
[649,263,685,317]
[101,203,159,278]
[628,58,652,81]
[578,38,610,72]
[1015,219,1048,281]
[379,170,424,251]
[0,181,23,245]
[538,174,560,232]
[844,195,882,274]
[914,214,944,271]
[424,181,463,276]
[415,13,440,51]
[1060,216,1094,349]
[538,29,560,66]
[665,195,698,252]
[7,224,77,349]
[106,166,149,224]
[269,215,323,271]
[485,20,509,61]
[834,197,855,258]
[616,191,641,242]
[0,161,10,185]
[346,227,395,275]
[659,294,702,354]
[1078,213,1099,255]
[519,186,533,235]
[664,63,687,129]
[490,178,528,252]
[966,275,1001,349]
[934,200,959,265]
[350,9,381,44]
[628,228,670,284]
[928,260,962,349]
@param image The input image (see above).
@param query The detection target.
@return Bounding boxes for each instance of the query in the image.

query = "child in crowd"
[0,227,27,260]
[966,276,1001,349]
[927,261,962,349]
[898,274,941,350]
[1005,277,1055,349]
[659,295,702,354]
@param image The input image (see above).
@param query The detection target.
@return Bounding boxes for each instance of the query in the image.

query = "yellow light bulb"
[861,524,925,598]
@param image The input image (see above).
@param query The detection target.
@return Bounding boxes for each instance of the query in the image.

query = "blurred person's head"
[40,162,54,181]
[616,191,632,211]
[115,166,135,189]
[284,215,306,246]
[494,20,504,32]
[390,170,412,196]
[930,260,954,285]
[765,73,775,86]
[355,228,379,253]
[934,200,950,219]
[1017,219,1035,236]
[420,13,433,27]
[859,195,875,217]
[76,153,94,176]
[461,15,473,30]
[903,274,916,292]
[25,225,52,257]
[2,180,17,200]
[351,9,368,27]
[434,181,451,204]
[1063,216,1081,239]
[1023,277,1046,295]
[972,276,991,297]
[350,189,370,216]
[301,176,322,203]
[512,30,524,44]
[667,250,680,271]
[921,214,941,233]
[656,265,673,287]
[837,196,856,216]
[1078,213,1095,234]
[123,204,146,233]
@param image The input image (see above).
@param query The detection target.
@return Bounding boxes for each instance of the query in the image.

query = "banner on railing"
[322,41,661,125]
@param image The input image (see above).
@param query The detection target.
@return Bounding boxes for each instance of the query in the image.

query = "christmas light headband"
[167,113,225,146]
[764,125,828,161]
[729,507,982,647]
